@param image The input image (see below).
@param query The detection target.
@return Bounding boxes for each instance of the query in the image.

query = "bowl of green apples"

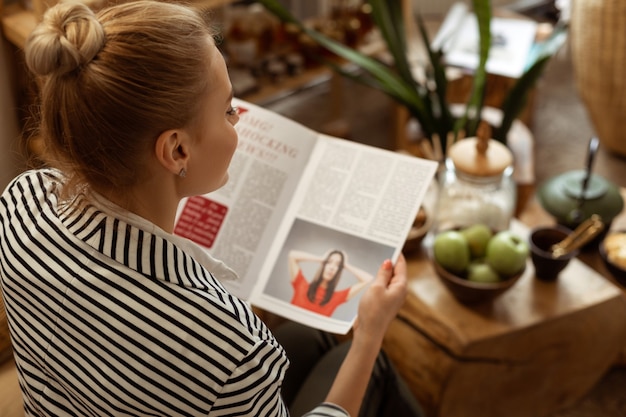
[430,224,529,304]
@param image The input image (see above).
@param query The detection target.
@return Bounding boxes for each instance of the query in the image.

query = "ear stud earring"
[179,168,187,178]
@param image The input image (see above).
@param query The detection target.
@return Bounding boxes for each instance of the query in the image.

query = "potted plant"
[255,0,568,162]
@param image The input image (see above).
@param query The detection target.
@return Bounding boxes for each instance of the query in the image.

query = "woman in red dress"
[288,249,373,316]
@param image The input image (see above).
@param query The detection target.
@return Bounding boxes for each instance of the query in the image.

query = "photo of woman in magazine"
[288,249,373,317]
[257,218,397,329]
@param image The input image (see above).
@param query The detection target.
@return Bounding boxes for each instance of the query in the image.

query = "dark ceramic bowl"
[529,225,578,281]
[432,259,525,305]
[599,230,626,287]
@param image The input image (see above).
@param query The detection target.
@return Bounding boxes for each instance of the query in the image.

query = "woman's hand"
[353,255,408,345]
[323,255,408,415]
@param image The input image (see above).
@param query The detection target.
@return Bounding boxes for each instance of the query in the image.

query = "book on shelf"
[174,98,438,334]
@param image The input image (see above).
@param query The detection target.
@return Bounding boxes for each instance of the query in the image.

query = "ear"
[154,129,189,175]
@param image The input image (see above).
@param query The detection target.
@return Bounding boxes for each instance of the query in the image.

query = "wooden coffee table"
[383,195,626,417]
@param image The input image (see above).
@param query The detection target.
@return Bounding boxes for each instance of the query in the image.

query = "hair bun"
[25,1,105,76]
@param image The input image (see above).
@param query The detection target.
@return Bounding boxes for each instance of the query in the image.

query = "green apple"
[467,260,501,283]
[433,230,471,274]
[460,224,493,258]
[485,230,529,276]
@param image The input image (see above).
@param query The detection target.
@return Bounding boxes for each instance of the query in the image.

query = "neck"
[96,176,181,234]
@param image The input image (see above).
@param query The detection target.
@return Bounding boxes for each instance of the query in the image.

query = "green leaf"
[417,14,453,151]
[367,0,413,85]
[460,0,492,138]
[525,22,568,69]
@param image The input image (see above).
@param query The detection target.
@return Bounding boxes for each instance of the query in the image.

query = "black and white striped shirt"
[0,169,348,417]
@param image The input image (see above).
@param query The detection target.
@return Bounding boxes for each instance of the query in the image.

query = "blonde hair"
[25,0,217,195]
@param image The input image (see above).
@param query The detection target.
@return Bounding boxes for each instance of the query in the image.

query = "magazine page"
[174,98,318,299]
[250,135,438,334]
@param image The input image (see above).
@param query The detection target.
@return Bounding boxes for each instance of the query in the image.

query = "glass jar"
[434,134,517,233]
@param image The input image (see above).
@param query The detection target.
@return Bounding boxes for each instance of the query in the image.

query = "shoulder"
[292,269,307,286]
[0,168,66,244]
[2,168,62,195]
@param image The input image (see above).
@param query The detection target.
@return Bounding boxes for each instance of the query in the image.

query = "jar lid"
[448,123,513,177]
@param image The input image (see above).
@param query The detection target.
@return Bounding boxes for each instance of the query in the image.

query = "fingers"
[382,259,393,271]
[393,254,407,282]
[374,259,393,287]
[377,254,407,288]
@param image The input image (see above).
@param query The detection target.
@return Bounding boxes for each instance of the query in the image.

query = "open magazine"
[174,98,438,334]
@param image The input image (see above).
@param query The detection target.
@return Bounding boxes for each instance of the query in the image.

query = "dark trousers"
[273,321,425,417]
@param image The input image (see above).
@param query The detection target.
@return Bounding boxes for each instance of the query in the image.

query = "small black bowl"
[599,230,626,287]
[529,225,578,281]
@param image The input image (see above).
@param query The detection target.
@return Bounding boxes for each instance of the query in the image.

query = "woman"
[288,249,372,316]
[0,1,422,416]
